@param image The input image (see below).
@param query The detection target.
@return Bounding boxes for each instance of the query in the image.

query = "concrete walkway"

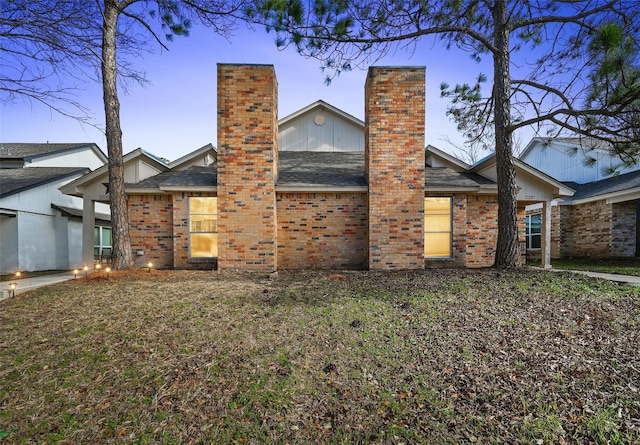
[1,271,78,299]
[555,269,640,286]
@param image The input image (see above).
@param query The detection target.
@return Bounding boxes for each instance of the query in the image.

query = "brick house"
[521,138,640,259]
[62,64,573,271]
[126,64,573,270]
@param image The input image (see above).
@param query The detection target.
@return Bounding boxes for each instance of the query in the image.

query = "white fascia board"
[276,185,367,193]
[124,187,165,194]
[425,186,480,193]
[158,186,217,192]
[570,188,640,206]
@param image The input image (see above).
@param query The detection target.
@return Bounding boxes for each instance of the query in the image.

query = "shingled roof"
[0,143,101,160]
[127,165,217,189]
[277,151,367,187]
[0,167,90,198]
[563,169,640,202]
[425,167,496,190]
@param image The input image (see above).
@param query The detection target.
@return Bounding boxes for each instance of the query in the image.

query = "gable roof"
[169,143,216,169]
[51,204,111,223]
[562,169,640,205]
[0,167,89,198]
[0,142,107,163]
[471,152,575,198]
[126,165,217,192]
[425,145,470,170]
[278,100,364,128]
[60,148,169,198]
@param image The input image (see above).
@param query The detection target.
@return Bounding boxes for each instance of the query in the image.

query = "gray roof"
[0,167,89,198]
[277,151,367,187]
[51,204,111,223]
[0,143,100,160]
[128,165,217,188]
[563,169,640,202]
[425,167,496,188]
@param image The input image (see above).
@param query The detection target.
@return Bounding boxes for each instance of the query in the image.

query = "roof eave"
[276,185,368,192]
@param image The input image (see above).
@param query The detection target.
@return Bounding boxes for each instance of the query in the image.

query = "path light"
[83,265,89,280]
[106,267,111,280]
[73,269,79,279]
[95,263,102,271]
[148,262,153,273]
[15,271,21,278]
[8,282,16,298]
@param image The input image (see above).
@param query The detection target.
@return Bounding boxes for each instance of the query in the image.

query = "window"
[424,197,452,258]
[94,226,112,256]
[189,197,218,258]
[525,213,542,249]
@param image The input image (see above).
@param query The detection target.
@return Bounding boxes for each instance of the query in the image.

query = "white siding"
[0,215,18,273]
[279,109,364,152]
[522,140,639,184]
[29,147,105,170]
[18,212,57,271]
[67,220,84,268]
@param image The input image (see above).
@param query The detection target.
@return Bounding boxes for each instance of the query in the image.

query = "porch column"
[82,197,96,267]
[541,200,552,269]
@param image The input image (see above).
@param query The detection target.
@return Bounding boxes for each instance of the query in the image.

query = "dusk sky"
[1,20,508,163]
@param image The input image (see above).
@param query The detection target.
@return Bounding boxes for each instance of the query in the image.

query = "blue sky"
[1,21,503,163]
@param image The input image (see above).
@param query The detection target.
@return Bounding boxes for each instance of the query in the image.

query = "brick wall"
[172,192,217,270]
[217,64,278,272]
[277,192,367,269]
[365,66,425,270]
[572,200,612,257]
[612,201,637,256]
[128,194,173,269]
[465,195,498,267]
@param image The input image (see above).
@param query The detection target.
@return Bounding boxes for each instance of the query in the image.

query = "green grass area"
[0,269,638,444]
[529,257,640,276]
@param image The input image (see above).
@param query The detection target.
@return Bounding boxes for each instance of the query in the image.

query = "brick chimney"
[217,64,278,271]
[365,66,426,269]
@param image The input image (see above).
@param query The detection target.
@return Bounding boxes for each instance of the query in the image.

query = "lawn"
[545,258,640,277]
[0,269,638,444]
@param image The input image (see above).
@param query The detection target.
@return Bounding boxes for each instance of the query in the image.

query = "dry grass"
[0,268,639,444]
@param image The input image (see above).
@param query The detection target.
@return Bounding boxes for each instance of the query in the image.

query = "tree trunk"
[102,0,133,269]
[492,0,520,268]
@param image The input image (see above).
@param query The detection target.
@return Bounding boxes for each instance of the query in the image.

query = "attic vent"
[313,112,326,126]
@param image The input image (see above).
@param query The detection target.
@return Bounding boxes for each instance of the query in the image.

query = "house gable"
[278,100,364,152]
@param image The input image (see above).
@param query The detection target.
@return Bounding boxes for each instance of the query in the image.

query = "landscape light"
[8,282,16,298]
[148,262,153,273]
[95,263,102,271]
[73,269,79,279]
[83,265,89,280]
[15,271,21,278]
[106,267,111,280]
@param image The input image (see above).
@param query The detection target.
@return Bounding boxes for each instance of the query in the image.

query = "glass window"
[189,197,218,258]
[94,226,112,256]
[526,213,542,249]
[424,197,452,258]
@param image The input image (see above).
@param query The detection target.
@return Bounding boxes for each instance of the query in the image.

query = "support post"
[541,200,552,269]
[82,197,96,268]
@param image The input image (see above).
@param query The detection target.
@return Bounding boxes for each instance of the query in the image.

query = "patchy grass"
[0,268,639,444]
[529,257,640,277]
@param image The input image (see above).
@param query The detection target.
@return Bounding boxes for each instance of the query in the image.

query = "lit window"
[525,213,542,249]
[189,197,218,258]
[424,197,452,258]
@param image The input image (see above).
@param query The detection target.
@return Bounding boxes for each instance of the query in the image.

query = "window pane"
[424,232,451,257]
[94,227,100,245]
[190,233,218,258]
[531,234,541,249]
[424,214,451,232]
[102,227,112,246]
[425,197,451,213]
[190,197,217,214]
[190,215,217,233]
[529,214,542,234]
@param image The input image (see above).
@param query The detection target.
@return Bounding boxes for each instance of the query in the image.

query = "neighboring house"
[0,143,110,273]
[520,138,640,258]
[65,64,572,271]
